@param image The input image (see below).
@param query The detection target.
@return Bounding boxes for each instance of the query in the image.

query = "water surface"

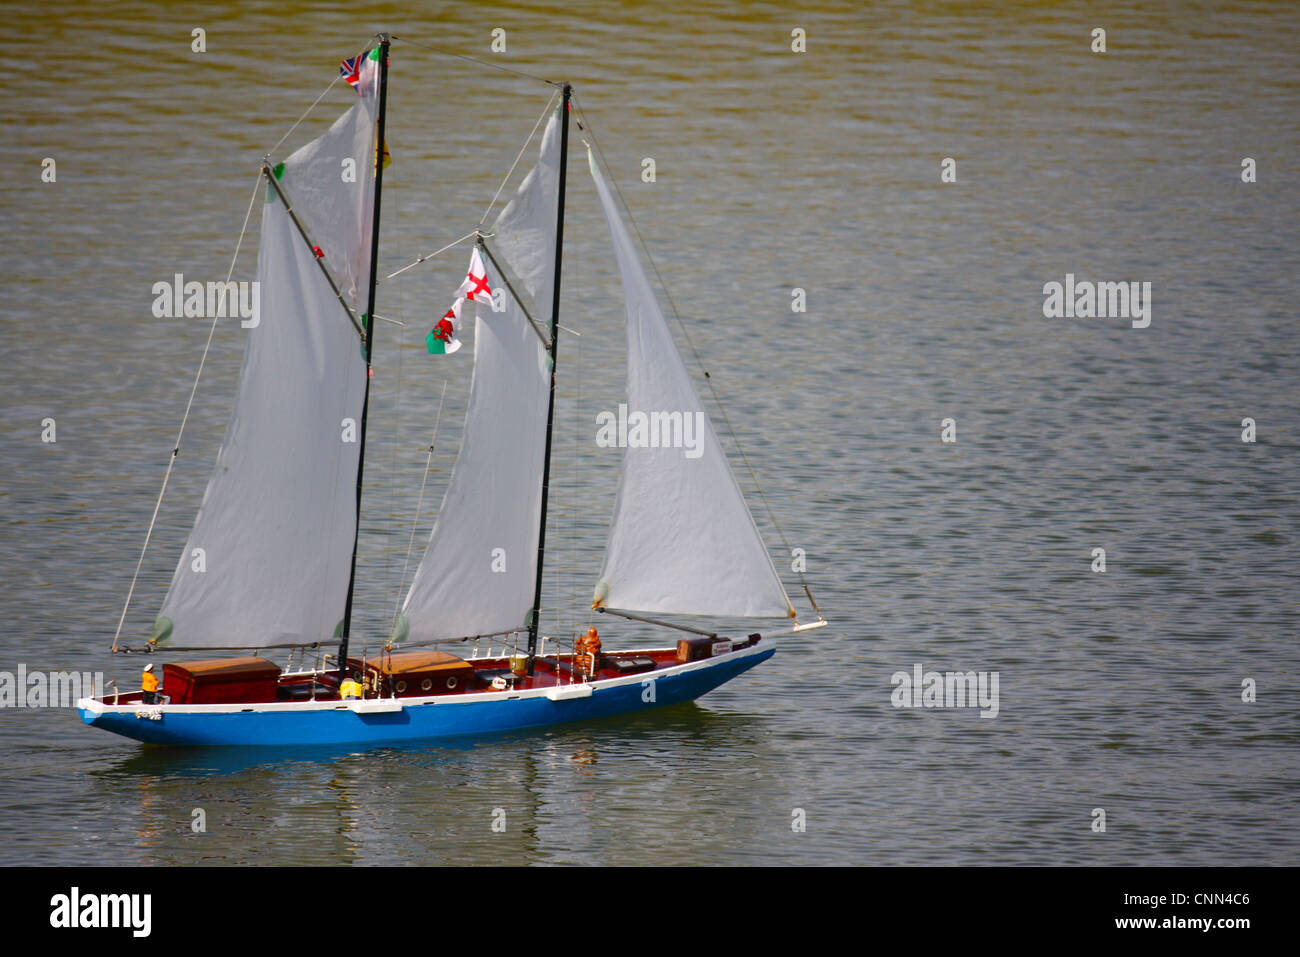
[1,0,1297,865]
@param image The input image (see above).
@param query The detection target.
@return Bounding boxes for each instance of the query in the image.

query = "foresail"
[396,112,560,642]
[588,149,795,619]
[154,94,377,647]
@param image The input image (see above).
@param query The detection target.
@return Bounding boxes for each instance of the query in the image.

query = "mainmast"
[339,33,391,680]
[525,82,572,674]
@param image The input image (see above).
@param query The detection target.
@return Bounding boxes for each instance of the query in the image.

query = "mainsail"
[153,91,378,648]
[396,108,560,642]
[588,149,796,619]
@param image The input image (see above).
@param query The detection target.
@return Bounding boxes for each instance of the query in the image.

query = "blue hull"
[79,646,774,747]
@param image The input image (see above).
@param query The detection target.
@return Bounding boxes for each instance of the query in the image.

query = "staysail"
[396,108,560,642]
[153,88,378,648]
[588,149,795,619]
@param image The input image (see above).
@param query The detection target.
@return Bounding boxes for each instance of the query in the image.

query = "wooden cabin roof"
[362,649,468,675]
[161,657,281,680]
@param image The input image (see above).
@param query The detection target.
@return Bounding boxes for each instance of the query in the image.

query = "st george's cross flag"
[455,247,493,307]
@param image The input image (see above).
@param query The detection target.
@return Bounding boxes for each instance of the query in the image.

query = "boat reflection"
[88,702,775,864]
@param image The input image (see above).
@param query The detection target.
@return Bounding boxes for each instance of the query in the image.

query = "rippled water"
[1,1,1297,865]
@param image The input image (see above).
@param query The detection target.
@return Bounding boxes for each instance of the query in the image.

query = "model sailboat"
[79,35,825,747]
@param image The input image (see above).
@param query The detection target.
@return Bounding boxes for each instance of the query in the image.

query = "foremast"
[525,82,572,675]
[339,33,391,681]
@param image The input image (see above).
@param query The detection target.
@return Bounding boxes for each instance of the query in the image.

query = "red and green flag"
[427,298,463,355]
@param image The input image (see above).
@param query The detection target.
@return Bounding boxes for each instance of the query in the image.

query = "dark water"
[1,0,1297,865]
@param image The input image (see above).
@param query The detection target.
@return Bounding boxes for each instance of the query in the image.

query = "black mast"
[339,34,391,682]
[526,82,572,675]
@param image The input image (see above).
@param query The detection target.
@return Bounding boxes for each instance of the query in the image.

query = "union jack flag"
[340,55,363,89]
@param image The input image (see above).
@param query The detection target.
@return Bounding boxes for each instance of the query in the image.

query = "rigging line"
[573,93,822,616]
[380,166,408,625]
[479,91,559,226]
[111,172,264,652]
[382,629,522,651]
[383,94,555,280]
[264,37,372,158]
[389,34,560,88]
[392,381,448,629]
[384,93,556,280]
[570,290,584,640]
[384,230,479,280]
[565,207,585,642]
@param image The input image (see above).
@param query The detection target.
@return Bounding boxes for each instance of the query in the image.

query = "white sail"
[154,94,377,647]
[588,149,795,619]
[397,115,559,642]
[492,107,561,323]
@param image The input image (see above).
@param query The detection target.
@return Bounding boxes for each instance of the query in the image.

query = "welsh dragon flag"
[427,298,463,355]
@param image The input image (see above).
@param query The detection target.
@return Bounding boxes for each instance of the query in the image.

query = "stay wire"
[385,94,557,281]
[379,155,407,629]
[390,34,561,88]
[393,381,448,632]
[264,37,374,159]
[479,91,559,226]
[384,230,479,281]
